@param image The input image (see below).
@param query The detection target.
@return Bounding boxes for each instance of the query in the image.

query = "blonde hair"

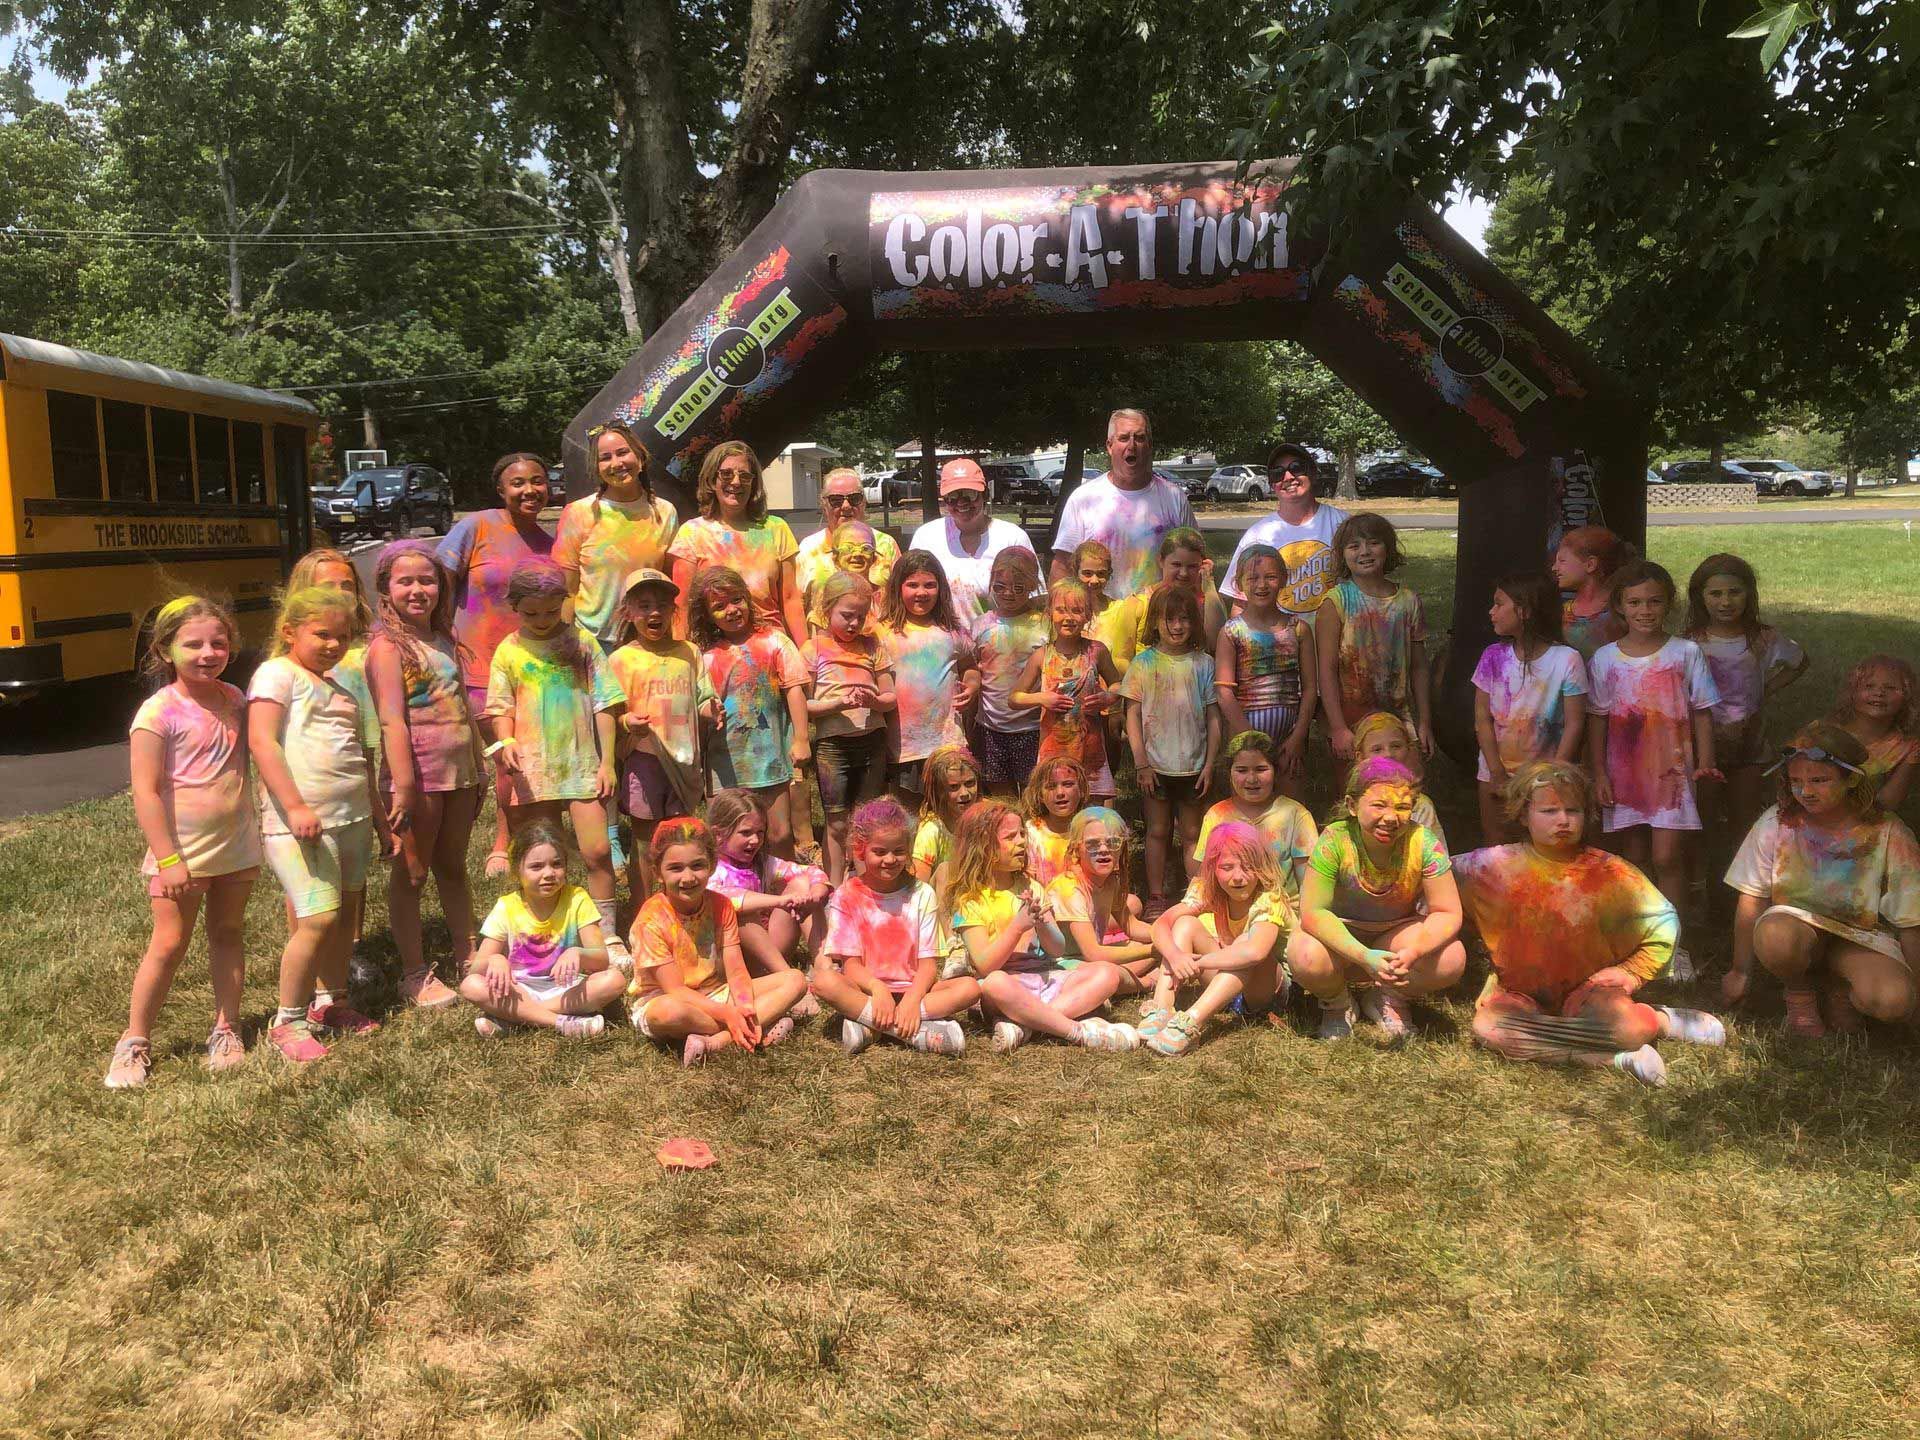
[1022,754,1089,822]
[270,585,357,657]
[286,547,372,639]
[1501,759,1596,833]
[944,798,1022,917]
[1194,820,1289,938]
[1065,805,1133,909]
[919,746,981,832]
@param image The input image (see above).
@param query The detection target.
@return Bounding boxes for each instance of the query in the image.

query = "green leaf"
[1727,7,1785,40]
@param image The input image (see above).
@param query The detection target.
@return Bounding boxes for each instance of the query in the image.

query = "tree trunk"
[916,356,939,523]
[1844,421,1858,497]
[590,172,643,337]
[1045,436,1087,554]
[1337,447,1360,502]
[217,153,246,327]
[362,409,380,450]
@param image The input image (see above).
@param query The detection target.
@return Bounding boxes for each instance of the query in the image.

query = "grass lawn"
[6,524,1920,1437]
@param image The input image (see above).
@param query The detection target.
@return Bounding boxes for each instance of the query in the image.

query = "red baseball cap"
[938,458,987,496]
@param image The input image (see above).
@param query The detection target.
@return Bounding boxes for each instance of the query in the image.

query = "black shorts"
[1150,772,1208,806]
[814,730,889,814]
[974,725,1041,786]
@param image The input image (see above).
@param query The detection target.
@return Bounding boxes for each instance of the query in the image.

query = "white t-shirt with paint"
[1051,473,1197,596]
[908,516,1037,629]
[1218,502,1350,616]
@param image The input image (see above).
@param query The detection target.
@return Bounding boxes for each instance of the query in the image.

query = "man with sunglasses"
[1219,442,1349,618]
[795,466,901,614]
[908,457,1038,626]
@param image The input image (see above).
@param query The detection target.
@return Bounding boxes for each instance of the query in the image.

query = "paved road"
[1195,505,1920,532]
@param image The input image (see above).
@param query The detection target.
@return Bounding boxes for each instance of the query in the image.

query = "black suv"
[314,464,455,538]
[1356,458,1450,498]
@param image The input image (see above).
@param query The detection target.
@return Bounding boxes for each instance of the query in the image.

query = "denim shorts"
[813,729,889,814]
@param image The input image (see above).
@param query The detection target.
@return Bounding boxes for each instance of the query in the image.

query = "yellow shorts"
[628,983,731,1039]
[262,819,374,919]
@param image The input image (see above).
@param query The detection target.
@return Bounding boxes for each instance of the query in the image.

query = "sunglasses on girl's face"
[1767,745,1865,775]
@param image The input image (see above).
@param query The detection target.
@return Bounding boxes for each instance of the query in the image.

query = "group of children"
[103,497,1920,1089]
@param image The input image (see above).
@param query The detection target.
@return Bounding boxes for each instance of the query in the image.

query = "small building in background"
[762,441,840,512]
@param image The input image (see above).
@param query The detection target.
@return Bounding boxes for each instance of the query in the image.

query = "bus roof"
[0,332,318,420]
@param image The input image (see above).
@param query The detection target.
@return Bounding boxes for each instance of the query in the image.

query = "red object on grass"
[656,1138,717,1171]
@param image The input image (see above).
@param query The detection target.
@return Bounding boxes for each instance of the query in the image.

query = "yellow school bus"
[0,333,318,696]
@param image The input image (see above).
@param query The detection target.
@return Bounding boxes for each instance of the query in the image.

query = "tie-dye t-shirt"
[1470,641,1589,782]
[247,657,372,835]
[669,515,799,637]
[552,493,679,645]
[1697,629,1804,727]
[953,881,1055,973]
[1117,646,1216,777]
[1047,872,1135,967]
[1219,615,1306,711]
[479,886,602,984]
[710,851,827,903]
[1035,641,1112,782]
[1327,580,1426,726]
[377,631,481,793]
[702,628,807,790]
[1052,474,1198,596]
[607,639,711,769]
[972,608,1049,732]
[436,509,555,689]
[882,620,976,763]
[484,628,622,803]
[823,875,942,987]
[1025,820,1074,889]
[130,681,261,878]
[801,631,892,739]
[796,527,899,615]
[1587,637,1720,831]
[1191,797,1318,899]
[912,816,954,876]
[1308,819,1450,928]
[329,642,382,757]
[1561,600,1626,664]
[1726,806,1920,962]
[628,891,739,999]
[1454,844,1677,1006]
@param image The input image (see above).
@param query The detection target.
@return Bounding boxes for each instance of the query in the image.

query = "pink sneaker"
[269,1022,330,1063]
[682,1033,712,1068]
[104,1036,153,1089]
[400,968,459,1011]
[204,1025,246,1073]
[761,1016,795,1048]
[307,1001,379,1035]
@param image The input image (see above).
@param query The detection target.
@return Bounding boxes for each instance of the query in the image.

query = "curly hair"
[1022,754,1089,823]
[687,564,758,650]
[1831,653,1919,735]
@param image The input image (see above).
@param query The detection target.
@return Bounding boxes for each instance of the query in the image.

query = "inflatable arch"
[565,159,1645,752]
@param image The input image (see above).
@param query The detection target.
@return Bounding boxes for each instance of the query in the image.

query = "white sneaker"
[991,1020,1029,1053]
[1613,1044,1668,1087]
[1658,1005,1727,1046]
[1666,947,1696,984]
[910,1019,966,1055]
[841,1016,874,1056]
[1076,1017,1141,1052]
[554,1013,605,1040]
[1356,988,1411,1042]
[1317,998,1355,1040]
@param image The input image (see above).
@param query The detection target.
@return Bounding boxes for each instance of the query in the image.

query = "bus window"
[195,414,232,503]
[233,420,267,505]
[274,422,311,562]
[103,399,152,501]
[153,407,194,503]
[48,390,103,499]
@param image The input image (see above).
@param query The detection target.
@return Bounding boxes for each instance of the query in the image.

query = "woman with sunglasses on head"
[1724,722,1920,1034]
[796,468,900,610]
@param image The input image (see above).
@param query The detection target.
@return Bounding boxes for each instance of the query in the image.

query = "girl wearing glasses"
[795,468,899,606]
[1724,723,1920,1034]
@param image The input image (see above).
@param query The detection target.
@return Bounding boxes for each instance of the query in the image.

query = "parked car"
[1191,464,1271,504]
[1032,463,1104,498]
[313,464,454,538]
[1356,458,1448,498]
[1728,458,1833,497]
[861,468,921,506]
[983,457,1047,503]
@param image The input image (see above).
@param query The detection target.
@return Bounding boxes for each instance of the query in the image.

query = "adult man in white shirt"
[909,457,1038,627]
[1218,442,1350,617]
[1049,408,1198,595]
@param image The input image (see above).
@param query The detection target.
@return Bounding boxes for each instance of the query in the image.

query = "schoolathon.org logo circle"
[705,326,765,387]
[1439,314,1504,377]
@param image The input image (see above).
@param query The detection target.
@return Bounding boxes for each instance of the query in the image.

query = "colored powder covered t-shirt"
[971,609,1049,732]
[437,509,555,689]
[1048,872,1136,967]
[1090,584,1227,671]
[1308,819,1450,927]
[1220,615,1305,712]
[1587,637,1719,831]
[552,493,678,645]
[1863,731,1920,789]
[823,875,942,988]
[908,517,1040,629]
[1697,629,1804,728]
[1561,600,1625,664]
[796,528,899,620]
[710,852,826,903]
[247,657,371,835]
[953,881,1055,972]
[1327,580,1426,725]
[702,628,807,790]
[608,639,712,769]
[1180,886,1294,946]
[629,890,739,1000]
[1117,646,1216,777]
[480,885,602,984]
[1454,844,1677,1006]
[669,515,799,637]
[1470,641,1588,781]
[1025,820,1074,889]
[1726,806,1920,962]
[329,642,383,757]
[882,620,975,763]
[484,628,622,803]
[1191,797,1318,899]
[1052,474,1197,597]
[380,630,480,793]
[1219,503,1349,614]
[801,631,892,739]
[913,816,954,875]
[1035,642,1112,781]
[130,681,261,878]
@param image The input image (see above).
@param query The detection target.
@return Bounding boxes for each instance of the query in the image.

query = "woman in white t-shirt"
[908,458,1037,627]
[1219,444,1349,618]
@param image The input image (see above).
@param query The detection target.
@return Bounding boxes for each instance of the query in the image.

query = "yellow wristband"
[156,853,183,869]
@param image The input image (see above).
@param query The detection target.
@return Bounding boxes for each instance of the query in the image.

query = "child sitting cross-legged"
[461,820,626,1039]
[1048,806,1158,996]
[705,787,830,1017]
[811,797,979,1056]
[1143,821,1292,1056]
[1454,761,1726,1088]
